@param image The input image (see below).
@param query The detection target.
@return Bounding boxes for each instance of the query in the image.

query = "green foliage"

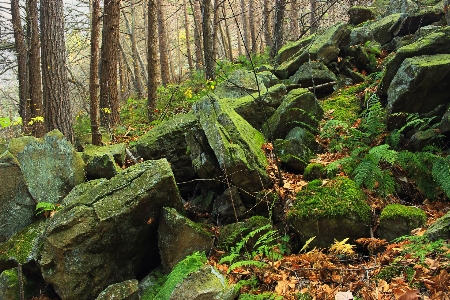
[236,50,271,71]
[393,235,450,263]
[0,116,22,128]
[239,292,283,300]
[142,252,207,300]
[296,292,313,300]
[432,155,450,199]
[380,204,426,225]
[35,202,60,216]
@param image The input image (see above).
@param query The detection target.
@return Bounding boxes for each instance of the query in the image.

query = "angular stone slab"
[96,279,139,300]
[39,159,184,300]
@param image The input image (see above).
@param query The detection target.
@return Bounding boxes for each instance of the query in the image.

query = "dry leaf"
[335,291,353,300]
[398,289,419,300]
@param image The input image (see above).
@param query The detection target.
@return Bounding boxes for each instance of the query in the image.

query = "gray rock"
[378,204,426,242]
[212,187,247,225]
[96,279,139,300]
[193,96,271,200]
[262,88,323,140]
[289,61,337,95]
[217,216,271,250]
[0,151,36,242]
[348,6,376,25]
[276,35,315,64]
[380,26,450,96]
[386,54,450,130]
[169,265,237,300]
[396,7,445,36]
[61,178,107,206]
[158,207,213,273]
[84,153,122,180]
[83,143,126,166]
[425,210,450,241]
[134,112,199,196]
[39,159,184,300]
[10,130,85,205]
[0,267,40,300]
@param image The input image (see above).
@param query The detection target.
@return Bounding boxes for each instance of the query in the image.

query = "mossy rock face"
[0,267,41,300]
[308,22,351,65]
[83,143,126,166]
[95,279,139,300]
[378,204,426,242]
[380,26,450,96]
[349,13,406,46]
[425,210,450,241]
[262,88,323,140]
[348,6,376,25]
[134,112,199,196]
[217,216,271,250]
[396,7,445,36]
[39,159,184,300]
[84,153,122,180]
[0,151,36,243]
[276,35,315,64]
[193,96,271,200]
[386,54,450,130]
[224,84,287,131]
[7,130,85,205]
[61,178,107,206]
[212,187,247,225]
[289,177,371,248]
[158,207,213,273]
[303,163,325,181]
[289,61,337,96]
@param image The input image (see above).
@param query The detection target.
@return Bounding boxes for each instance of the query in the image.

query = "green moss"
[303,163,325,181]
[291,177,370,222]
[0,220,47,264]
[320,83,366,123]
[380,204,426,225]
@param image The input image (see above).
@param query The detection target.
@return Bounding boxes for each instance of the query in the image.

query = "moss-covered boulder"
[349,13,406,46]
[274,127,318,174]
[348,6,376,25]
[386,54,450,130]
[217,216,271,250]
[288,177,371,248]
[425,210,450,241]
[380,26,450,96]
[84,153,122,180]
[7,130,85,205]
[0,267,41,300]
[212,187,247,224]
[397,7,445,36]
[134,112,199,196]
[289,61,337,96]
[96,279,139,300]
[303,163,326,181]
[193,96,271,200]
[158,207,213,273]
[39,159,184,300]
[262,88,323,140]
[0,151,36,243]
[224,84,287,130]
[378,204,426,242]
[276,35,315,64]
[83,143,126,166]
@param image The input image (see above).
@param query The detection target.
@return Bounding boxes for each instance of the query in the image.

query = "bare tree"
[270,0,286,59]
[310,0,318,33]
[202,0,215,80]
[90,0,101,145]
[156,0,170,85]
[184,1,194,72]
[40,0,73,142]
[148,0,158,121]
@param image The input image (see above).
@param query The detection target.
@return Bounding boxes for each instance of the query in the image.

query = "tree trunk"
[290,0,299,40]
[249,0,256,53]
[222,5,233,61]
[90,0,101,145]
[156,0,170,86]
[100,0,121,129]
[190,0,204,70]
[26,0,45,137]
[263,0,272,49]
[184,1,194,72]
[119,40,132,101]
[270,0,286,59]
[212,0,220,62]
[310,0,318,34]
[240,0,250,56]
[147,0,158,121]
[11,0,30,131]
[40,0,73,142]
[202,0,215,80]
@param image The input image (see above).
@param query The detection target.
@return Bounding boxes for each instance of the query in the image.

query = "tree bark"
[310,0,318,34]
[249,0,256,53]
[156,0,170,86]
[263,0,272,49]
[26,0,45,137]
[100,0,121,129]
[184,1,194,72]
[222,5,233,61]
[270,0,286,59]
[11,0,30,130]
[40,0,73,142]
[202,0,215,80]
[240,0,250,56]
[90,0,101,145]
[190,0,204,70]
[290,0,299,39]
[147,0,158,121]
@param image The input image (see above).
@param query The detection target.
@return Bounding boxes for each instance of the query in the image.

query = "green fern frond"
[353,159,381,190]
[432,156,450,198]
[228,260,268,273]
[368,144,397,165]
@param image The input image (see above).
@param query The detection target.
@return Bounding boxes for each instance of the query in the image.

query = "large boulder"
[0,151,36,242]
[193,95,271,200]
[276,35,315,64]
[262,88,323,140]
[349,13,406,46]
[289,61,337,96]
[380,26,450,96]
[39,159,184,300]
[211,186,247,224]
[158,207,213,273]
[96,280,139,300]
[348,6,376,25]
[7,130,85,204]
[425,211,450,241]
[378,204,426,242]
[288,177,372,249]
[396,7,445,36]
[134,112,199,196]
[386,54,450,130]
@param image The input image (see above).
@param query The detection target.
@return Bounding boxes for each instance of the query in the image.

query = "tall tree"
[289,0,299,39]
[184,1,194,72]
[100,0,121,129]
[270,0,286,59]
[10,0,29,129]
[156,0,170,86]
[190,0,204,70]
[240,0,250,55]
[310,0,318,33]
[147,0,158,121]
[263,0,272,49]
[40,0,73,142]
[90,0,102,145]
[249,0,256,53]
[26,0,45,137]
[202,0,215,80]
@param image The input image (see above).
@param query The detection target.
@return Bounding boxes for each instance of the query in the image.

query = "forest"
[1,0,450,299]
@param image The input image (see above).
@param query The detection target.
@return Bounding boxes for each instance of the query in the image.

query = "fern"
[432,155,450,199]
[359,95,386,142]
[228,260,268,273]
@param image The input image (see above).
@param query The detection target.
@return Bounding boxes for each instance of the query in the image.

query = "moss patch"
[380,204,426,225]
[290,177,370,222]
[320,83,366,123]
